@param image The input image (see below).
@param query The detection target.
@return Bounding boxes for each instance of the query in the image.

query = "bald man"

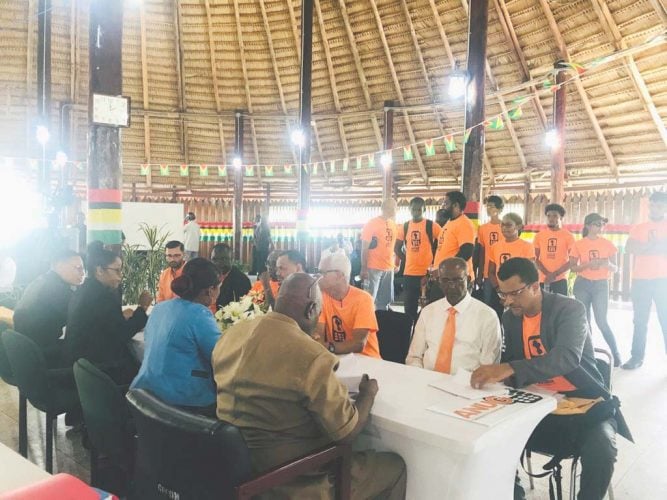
[213,273,407,499]
[361,198,398,311]
[406,257,501,373]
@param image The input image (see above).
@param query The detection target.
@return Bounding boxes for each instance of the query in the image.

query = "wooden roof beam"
[537,0,619,178]
[590,0,667,149]
[233,0,262,181]
[139,1,152,186]
[203,0,227,169]
[311,119,331,181]
[368,0,428,184]
[647,0,667,27]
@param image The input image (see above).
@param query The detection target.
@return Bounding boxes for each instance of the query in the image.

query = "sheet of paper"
[428,369,508,400]
[335,354,363,394]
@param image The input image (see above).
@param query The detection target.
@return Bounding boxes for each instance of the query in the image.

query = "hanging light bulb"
[232,156,242,169]
[380,152,392,169]
[55,151,68,167]
[36,125,50,145]
[291,128,306,148]
[448,65,467,99]
[545,129,560,149]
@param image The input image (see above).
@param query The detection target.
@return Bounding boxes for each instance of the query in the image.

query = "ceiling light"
[36,125,50,146]
[545,129,560,149]
[291,129,306,148]
[232,157,242,168]
[380,153,392,169]
[448,66,467,99]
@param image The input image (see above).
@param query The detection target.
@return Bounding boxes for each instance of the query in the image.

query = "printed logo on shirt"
[410,230,421,252]
[385,227,393,245]
[500,253,511,264]
[547,238,558,255]
[331,315,346,342]
[489,232,499,245]
[588,249,600,261]
[528,335,545,357]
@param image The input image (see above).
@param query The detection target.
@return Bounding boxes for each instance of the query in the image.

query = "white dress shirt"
[406,293,501,373]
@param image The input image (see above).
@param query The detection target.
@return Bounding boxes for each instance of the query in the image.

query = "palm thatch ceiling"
[1,0,667,200]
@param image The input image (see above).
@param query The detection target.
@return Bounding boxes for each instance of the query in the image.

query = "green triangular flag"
[508,107,523,121]
[342,159,348,171]
[444,135,456,153]
[312,162,318,175]
[265,165,274,177]
[244,165,254,177]
[488,116,504,130]
[140,164,150,176]
[463,129,472,144]
[368,154,375,168]
[199,164,209,177]
[284,164,293,175]
[160,164,169,176]
[512,96,530,106]
[217,165,227,177]
[179,164,189,176]
[403,145,413,161]
[330,160,336,173]
[424,139,435,156]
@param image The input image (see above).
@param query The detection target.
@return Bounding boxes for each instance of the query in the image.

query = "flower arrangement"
[214,289,269,332]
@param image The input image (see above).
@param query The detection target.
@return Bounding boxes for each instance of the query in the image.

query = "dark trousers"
[251,247,269,275]
[483,278,504,319]
[630,278,667,360]
[540,278,568,296]
[573,277,620,361]
[517,416,617,500]
[402,275,424,323]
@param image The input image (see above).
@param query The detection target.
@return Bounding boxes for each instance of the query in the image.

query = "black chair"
[126,388,351,500]
[376,309,413,363]
[0,326,28,457]
[73,358,135,495]
[1,330,79,473]
[525,348,615,500]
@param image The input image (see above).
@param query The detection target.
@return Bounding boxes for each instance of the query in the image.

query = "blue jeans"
[573,277,620,360]
[630,278,667,360]
[366,269,394,311]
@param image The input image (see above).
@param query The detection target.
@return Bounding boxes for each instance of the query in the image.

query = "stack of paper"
[428,369,508,400]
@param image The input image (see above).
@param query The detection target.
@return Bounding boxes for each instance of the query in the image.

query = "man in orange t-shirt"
[250,250,281,309]
[476,195,505,315]
[314,253,381,358]
[623,191,667,370]
[434,191,476,273]
[533,204,575,296]
[361,199,397,311]
[156,240,185,302]
[395,197,440,322]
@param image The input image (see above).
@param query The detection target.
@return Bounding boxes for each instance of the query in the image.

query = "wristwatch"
[327,342,336,354]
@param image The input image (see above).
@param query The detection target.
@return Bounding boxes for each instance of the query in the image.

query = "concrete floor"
[0,303,664,499]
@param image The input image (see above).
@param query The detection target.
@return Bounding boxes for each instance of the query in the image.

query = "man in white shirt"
[183,212,201,260]
[406,257,501,373]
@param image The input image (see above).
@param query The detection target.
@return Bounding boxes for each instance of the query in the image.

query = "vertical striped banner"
[88,189,123,244]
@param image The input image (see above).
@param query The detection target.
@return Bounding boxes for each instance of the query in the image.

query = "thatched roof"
[1,0,666,200]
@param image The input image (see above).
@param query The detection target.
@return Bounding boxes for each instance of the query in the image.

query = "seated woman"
[131,258,221,415]
[67,248,151,385]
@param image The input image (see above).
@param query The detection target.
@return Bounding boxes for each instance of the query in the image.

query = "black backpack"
[402,220,438,257]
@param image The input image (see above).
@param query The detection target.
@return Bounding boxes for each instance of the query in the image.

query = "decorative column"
[551,61,567,203]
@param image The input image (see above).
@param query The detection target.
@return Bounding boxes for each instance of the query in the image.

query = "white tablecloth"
[341,354,556,500]
[0,442,50,493]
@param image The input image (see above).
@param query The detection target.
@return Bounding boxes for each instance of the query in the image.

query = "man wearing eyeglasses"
[471,258,625,500]
[406,257,500,372]
[213,273,407,499]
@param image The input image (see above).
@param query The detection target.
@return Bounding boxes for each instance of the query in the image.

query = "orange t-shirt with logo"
[318,286,381,358]
[433,214,476,276]
[522,313,576,393]
[156,265,184,302]
[478,222,504,278]
[571,237,617,281]
[533,229,576,282]
[361,216,397,271]
[396,220,441,276]
[490,238,535,276]
[629,219,667,280]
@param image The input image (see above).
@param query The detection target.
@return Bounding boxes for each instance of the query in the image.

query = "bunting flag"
[368,154,375,168]
[140,164,150,176]
[159,164,169,176]
[199,164,208,177]
[488,116,504,130]
[444,135,456,153]
[512,96,530,106]
[284,164,293,175]
[217,165,227,177]
[463,128,472,144]
[508,107,523,121]
[355,157,362,170]
[244,165,254,177]
[179,164,189,176]
[403,145,413,161]
[563,61,586,75]
[312,162,319,175]
[343,158,349,171]
[265,165,274,177]
[424,139,435,156]
[75,161,84,171]
[330,160,336,173]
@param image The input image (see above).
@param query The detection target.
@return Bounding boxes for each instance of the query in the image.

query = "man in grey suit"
[471,258,627,500]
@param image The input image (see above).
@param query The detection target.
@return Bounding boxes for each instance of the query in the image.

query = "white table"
[341,355,556,500]
[0,442,50,493]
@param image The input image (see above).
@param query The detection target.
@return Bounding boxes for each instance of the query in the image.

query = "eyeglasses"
[104,266,123,276]
[497,283,530,300]
[316,269,339,276]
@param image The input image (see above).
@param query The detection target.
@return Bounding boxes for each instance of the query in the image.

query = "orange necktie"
[434,307,457,374]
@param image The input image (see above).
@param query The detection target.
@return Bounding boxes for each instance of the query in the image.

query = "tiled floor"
[0,302,665,499]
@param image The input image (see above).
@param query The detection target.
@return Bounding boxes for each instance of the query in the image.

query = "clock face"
[92,94,130,127]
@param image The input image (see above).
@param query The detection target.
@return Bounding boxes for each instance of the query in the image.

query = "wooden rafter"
[232,0,262,181]
[285,0,301,60]
[311,120,331,181]
[258,0,299,168]
[139,1,152,186]
[537,0,620,178]
[493,0,549,130]
[368,0,428,183]
[647,0,667,26]
[337,0,384,150]
[590,0,667,149]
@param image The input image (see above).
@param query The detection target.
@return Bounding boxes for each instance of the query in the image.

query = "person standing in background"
[183,212,201,260]
[533,204,575,296]
[361,199,397,311]
[475,195,505,317]
[251,214,273,275]
[488,213,535,292]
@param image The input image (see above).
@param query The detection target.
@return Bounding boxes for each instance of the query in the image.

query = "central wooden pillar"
[87,0,123,249]
[461,0,488,207]
[551,61,567,203]
[383,100,395,201]
[233,111,244,262]
[297,0,314,255]
[37,0,52,195]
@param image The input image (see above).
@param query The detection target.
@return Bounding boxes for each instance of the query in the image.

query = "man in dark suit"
[211,243,251,310]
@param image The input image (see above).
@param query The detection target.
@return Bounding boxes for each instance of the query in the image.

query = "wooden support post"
[264,182,271,217]
[233,111,244,262]
[524,182,532,225]
[37,0,52,195]
[551,62,567,203]
[297,0,313,255]
[382,101,394,201]
[87,0,123,250]
[461,0,488,206]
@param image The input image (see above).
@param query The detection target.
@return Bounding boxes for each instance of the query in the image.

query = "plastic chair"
[0,326,28,457]
[126,388,351,500]
[1,330,79,473]
[375,310,413,363]
[73,358,135,495]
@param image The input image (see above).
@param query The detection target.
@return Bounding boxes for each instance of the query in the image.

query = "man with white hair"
[314,253,381,358]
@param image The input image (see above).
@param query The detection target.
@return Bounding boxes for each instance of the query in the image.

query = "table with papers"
[337,354,556,500]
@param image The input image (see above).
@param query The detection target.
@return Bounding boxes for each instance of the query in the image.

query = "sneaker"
[621,357,643,370]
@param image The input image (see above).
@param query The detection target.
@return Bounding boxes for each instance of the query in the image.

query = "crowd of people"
[2,191,665,500]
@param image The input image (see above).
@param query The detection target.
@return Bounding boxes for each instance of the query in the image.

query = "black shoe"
[621,357,643,370]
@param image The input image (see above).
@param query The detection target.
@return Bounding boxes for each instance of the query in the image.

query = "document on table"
[335,354,364,394]
[429,369,508,400]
